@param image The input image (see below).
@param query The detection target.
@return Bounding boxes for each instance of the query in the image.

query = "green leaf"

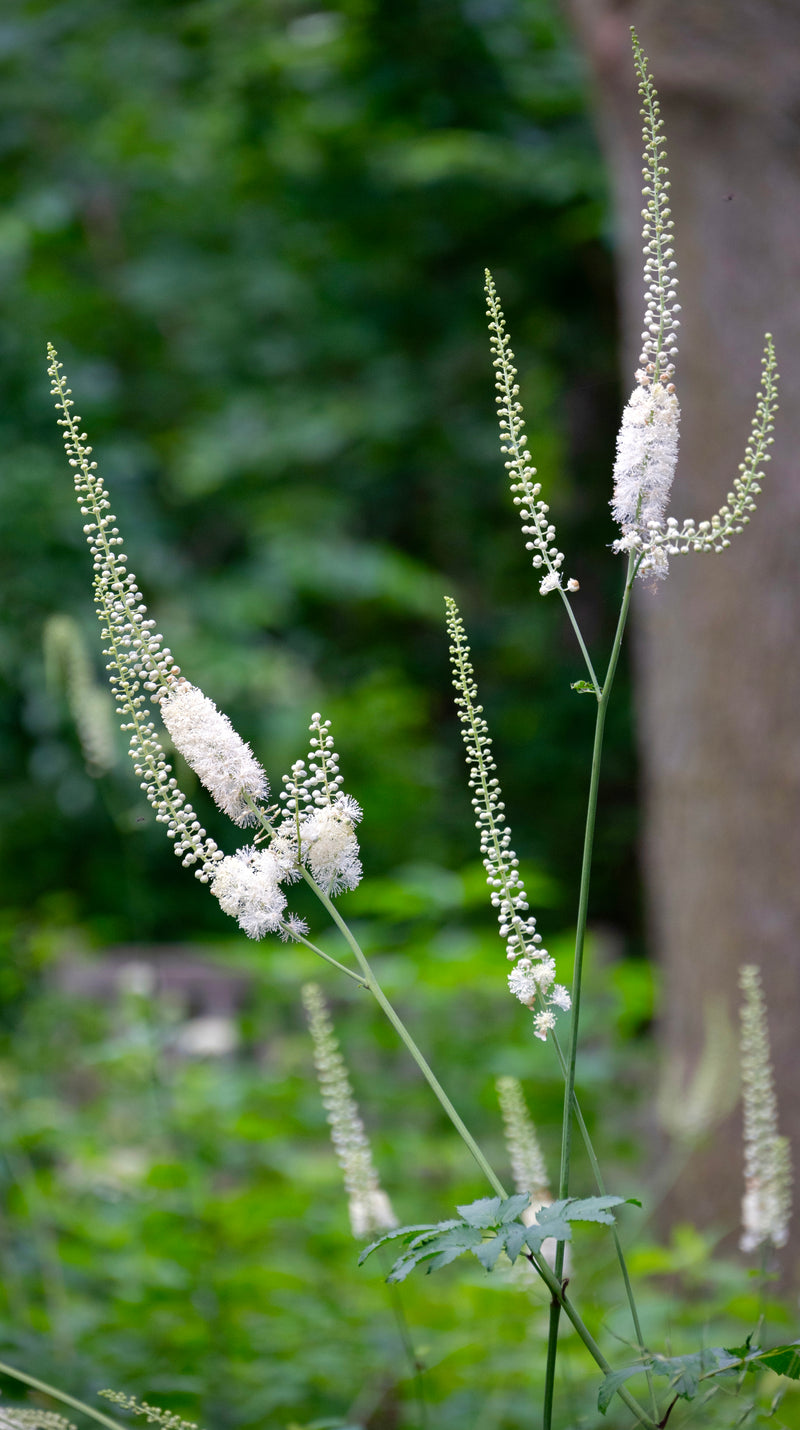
[598,1348,742,1415]
[564,1194,630,1225]
[598,1366,645,1414]
[504,1221,529,1264]
[525,1219,571,1253]
[753,1343,800,1379]
[473,1229,510,1271]
[456,1196,502,1228]
[358,1223,443,1265]
[498,1192,531,1223]
[571,679,597,695]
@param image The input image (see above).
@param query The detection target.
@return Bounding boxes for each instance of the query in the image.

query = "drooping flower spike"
[445,597,570,1040]
[50,346,361,944]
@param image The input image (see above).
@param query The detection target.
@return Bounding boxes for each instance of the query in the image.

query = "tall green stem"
[306,878,657,1423]
[543,552,639,1430]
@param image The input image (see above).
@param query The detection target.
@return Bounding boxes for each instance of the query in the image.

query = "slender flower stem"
[529,1256,658,1429]
[0,1361,128,1430]
[306,872,508,1198]
[550,1030,658,1419]
[543,550,639,1430]
[558,589,601,697]
[284,923,369,986]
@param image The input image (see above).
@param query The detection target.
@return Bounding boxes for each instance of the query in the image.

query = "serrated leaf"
[598,1347,742,1414]
[456,1196,502,1228]
[526,1219,571,1253]
[754,1343,800,1379]
[473,1230,509,1271]
[358,1223,440,1265]
[427,1244,474,1273]
[649,1349,738,1399]
[598,1365,643,1414]
[406,1220,462,1252]
[505,1221,528,1264]
[498,1192,531,1224]
[564,1194,627,1225]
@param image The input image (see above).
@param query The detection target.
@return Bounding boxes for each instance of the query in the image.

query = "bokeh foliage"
[0,0,629,977]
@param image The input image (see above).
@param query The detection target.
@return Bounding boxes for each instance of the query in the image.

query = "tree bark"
[566,0,800,1276]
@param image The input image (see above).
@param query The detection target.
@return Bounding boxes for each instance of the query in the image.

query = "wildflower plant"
[8,25,797,1430]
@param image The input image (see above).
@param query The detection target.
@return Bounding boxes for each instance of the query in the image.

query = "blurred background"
[0,0,796,1426]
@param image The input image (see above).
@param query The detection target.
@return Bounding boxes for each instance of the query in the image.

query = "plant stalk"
[543,551,640,1430]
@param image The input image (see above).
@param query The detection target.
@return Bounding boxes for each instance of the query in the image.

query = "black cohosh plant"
[3,27,796,1430]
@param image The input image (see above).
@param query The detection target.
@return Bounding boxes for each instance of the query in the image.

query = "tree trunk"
[566,0,800,1276]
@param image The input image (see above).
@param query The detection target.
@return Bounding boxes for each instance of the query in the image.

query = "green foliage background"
[0,1,744,1427]
[0,0,629,966]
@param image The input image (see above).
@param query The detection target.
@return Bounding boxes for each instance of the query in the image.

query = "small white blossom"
[160,680,269,826]
[550,984,572,1011]
[302,801,363,894]
[211,847,286,939]
[533,1008,556,1042]
[539,571,561,596]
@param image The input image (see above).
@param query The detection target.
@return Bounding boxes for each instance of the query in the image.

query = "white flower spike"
[302,982,397,1239]
[446,596,570,1040]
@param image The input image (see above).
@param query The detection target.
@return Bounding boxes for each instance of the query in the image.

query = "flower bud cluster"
[446,598,570,1041]
[302,982,397,1239]
[739,965,792,1254]
[49,345,222,880]
[274,715,363,895]
[485,271,573,598]
[632,31,680,391]
[646,338,779,562]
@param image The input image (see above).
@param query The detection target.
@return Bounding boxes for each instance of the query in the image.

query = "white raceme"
[160,680,269,826]
[302,983,397,1239]
[611,383,680,538]
[739,965,792,1253]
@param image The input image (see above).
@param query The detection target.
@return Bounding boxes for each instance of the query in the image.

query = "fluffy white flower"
[301,799,363,894]
[211,847,286,939]
[160,680,269,826]
[611,384,680,538]
[533,1008,556,1041]
[539,571,561,596]
[550,984,572,1011]
[508,962,538,1008]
